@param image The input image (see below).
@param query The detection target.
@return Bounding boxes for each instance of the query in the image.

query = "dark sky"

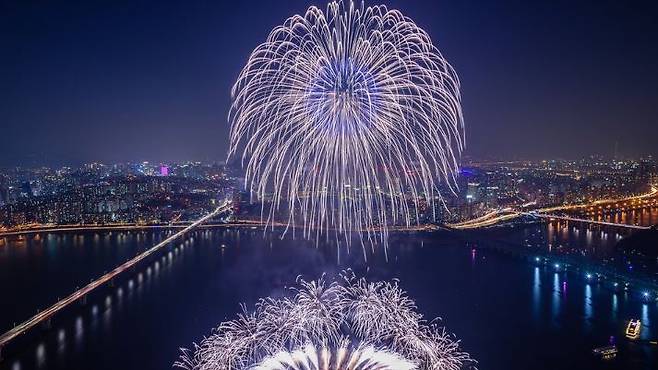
[1,0,657,166]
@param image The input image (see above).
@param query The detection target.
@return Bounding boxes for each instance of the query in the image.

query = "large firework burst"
[175,275,473,370]
[229,0,464,245]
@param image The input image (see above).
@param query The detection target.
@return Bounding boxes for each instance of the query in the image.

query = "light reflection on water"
[584,283,593,328]
[552,272,561,324]
[74,317,83,346]
[642,304,650,340]
[599,207,658,227]
[522,209,654,261]
[0,226,657,369]
[612,294,618,321]
[56,329,65,354]
[533,267,541,320]
[35,344,45,369]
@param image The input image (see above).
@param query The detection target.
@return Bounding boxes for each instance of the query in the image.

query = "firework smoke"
[229,0,464,245]
[175,274,473,370]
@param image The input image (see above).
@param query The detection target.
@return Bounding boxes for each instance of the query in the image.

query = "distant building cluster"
[446,156,657,222]
[0,162,240,229]
[1,157,655,230]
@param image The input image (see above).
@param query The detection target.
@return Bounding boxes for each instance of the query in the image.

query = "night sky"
[1,0,657,166]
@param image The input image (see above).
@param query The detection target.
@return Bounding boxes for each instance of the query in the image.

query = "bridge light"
[586,273,592,280]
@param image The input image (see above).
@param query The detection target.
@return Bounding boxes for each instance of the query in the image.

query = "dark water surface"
[0,225,656,370]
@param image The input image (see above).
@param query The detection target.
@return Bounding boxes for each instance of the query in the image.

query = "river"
[0,221,656,369]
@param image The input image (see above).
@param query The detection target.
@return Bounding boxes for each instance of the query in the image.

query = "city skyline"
[2,0,658,167]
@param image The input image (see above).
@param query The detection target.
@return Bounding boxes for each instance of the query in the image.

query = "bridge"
[447,208,520,229]
[0,200,232,358]
[525,213,651,230]
[449,186,657,230]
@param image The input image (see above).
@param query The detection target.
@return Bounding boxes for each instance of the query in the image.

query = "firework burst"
[229,0,464,245]
[251,342,417,370]
[175,274,473,370]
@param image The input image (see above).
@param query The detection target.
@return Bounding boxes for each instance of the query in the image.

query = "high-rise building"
[20,181,32,197]
[0,186,6,207]
[466,182,480,203]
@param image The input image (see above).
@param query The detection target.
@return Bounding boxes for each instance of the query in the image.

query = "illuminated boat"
[625,319,641,339]
[592,345,618,360]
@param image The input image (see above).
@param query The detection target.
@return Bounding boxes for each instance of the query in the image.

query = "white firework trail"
[251,342,417,370]
[175,274,474,370]
[229,0,464,246]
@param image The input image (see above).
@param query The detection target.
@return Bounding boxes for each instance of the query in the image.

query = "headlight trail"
[228,0,464,247]
[175,274,473,370]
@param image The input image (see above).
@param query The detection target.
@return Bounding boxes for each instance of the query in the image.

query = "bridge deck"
[448,186,657,230]
[532,213,650,230]
[0,201,230,351]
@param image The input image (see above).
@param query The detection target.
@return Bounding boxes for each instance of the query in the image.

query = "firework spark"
[251,342,417,370]
[175,275,473,370]
[229,0,464,245]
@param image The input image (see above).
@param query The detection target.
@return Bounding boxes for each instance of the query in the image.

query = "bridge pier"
[0,203,229,354]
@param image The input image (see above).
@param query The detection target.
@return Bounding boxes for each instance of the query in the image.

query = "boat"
[625,319,641,339]
[592,345,618,360]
